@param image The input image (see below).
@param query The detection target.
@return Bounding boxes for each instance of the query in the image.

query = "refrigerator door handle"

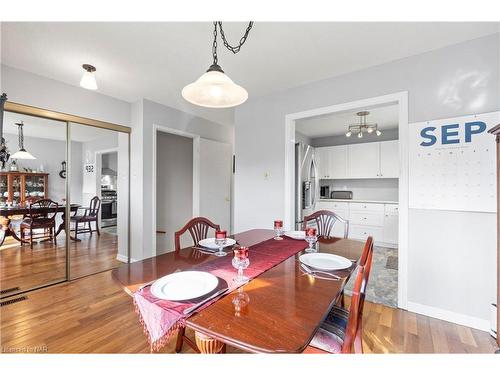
[311,157,320,210]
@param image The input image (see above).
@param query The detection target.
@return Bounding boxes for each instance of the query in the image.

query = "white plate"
[299,253,352,271]
[151,271,218,301]
[198,237,237,250]
[284,230,306,240]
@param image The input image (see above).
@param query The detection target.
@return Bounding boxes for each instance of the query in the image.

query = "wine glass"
[232,286,250,317]
[214,230,228,257]
[304,227,318,253]
[274,219,284,240]
[232,246,250,283]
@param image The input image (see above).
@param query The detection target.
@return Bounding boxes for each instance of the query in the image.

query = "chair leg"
[30,229,33,249]
[88,221,92,236]
[20,227,24,246]
[95,220,100,236]
[75,222,78,241]
[175,327,185,353]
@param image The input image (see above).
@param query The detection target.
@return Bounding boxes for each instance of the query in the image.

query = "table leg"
[0,216,28,245]
[194,331,225,354]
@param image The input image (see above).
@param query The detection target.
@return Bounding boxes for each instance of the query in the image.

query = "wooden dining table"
[112,229,364,353]
[0,203,80,246]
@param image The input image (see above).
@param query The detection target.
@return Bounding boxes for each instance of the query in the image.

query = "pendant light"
[11,121,36,160]
[182,22,253,108]
[80,64,98,90]
[345,111,382,138]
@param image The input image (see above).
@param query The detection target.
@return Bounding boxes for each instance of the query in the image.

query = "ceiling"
[295,104,398,138]
[3,111,117,142]
[1,22,499,127]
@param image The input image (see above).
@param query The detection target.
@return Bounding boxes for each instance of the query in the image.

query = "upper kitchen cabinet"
[379,140,399,178]
[316,147,331,179]
[348,142,380,178]
[316,146,348,179]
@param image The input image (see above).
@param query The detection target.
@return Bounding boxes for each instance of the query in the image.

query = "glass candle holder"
[232,246,250,283]
[305,227,318,253]
[214,229,228,257]
[274,219,284,240]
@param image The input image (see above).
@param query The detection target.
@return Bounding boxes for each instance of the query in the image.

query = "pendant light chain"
[17,122,25,150]
[211,21,254,65]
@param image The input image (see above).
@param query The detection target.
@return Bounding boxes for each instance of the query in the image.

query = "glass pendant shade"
[11,148,36,160]
[182,67,248,108]
[80,71,98,90]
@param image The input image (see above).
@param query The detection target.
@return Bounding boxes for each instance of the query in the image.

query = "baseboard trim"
[407,301,490,332]
[116,254,138,263]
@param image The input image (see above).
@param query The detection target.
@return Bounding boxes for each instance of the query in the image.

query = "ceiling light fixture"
[182,22,253,108]
[11,121,36,160]
[80,64,98,90]
[345,111,382,138]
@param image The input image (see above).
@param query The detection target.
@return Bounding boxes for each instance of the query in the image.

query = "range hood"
[101,167,117,176]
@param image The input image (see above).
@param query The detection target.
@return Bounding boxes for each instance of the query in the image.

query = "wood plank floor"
[0,231,121,296]
[1,270,497,353]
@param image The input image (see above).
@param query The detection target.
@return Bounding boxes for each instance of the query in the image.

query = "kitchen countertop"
[319,198,399,205]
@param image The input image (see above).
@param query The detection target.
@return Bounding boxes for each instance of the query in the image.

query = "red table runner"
[133,236,308,351]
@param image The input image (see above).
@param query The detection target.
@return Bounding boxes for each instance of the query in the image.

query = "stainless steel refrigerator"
[294,142,319,230]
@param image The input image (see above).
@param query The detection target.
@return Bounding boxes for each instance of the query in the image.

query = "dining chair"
[174,216,221,253]
[302,210,349,238]
[336,236,374,308]
[304,265,366,354]
[174,216,221,354]
[69,196,101,241]
[20,199,58,249]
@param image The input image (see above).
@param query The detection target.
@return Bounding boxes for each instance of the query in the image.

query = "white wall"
[156,132,193,254]
[130,99,233,261]
[3,133,83,204]
[234,33,499,329]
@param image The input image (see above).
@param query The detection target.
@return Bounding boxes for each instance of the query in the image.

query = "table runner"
[133,236,308,351]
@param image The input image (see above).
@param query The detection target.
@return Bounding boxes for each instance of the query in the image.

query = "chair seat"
[309,327,344,354]
[20,218,55,228]
[70,215,96,222]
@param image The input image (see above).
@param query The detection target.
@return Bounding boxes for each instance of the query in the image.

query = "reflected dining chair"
[69,196,101,241]
[173,216,221,353]
[306,237,374,354]
[302,210,349,238]
[20,199,58,249]
[174,216,221,253]
[304,265,366,354]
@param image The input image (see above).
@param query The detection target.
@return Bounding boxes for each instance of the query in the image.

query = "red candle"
[233,246,249,260]
[274,220,283,229]
[215,230,227,240]
[305,227,316,236]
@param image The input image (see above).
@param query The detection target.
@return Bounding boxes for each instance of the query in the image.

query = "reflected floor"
[0,231,121,297]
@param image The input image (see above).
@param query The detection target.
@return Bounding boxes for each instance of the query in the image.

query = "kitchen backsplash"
[320,178,398,201]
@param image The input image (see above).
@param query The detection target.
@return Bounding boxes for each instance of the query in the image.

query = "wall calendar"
[409,111,498,213]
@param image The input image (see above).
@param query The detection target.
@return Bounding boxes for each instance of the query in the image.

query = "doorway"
[155,131,195,254]
[284,92,409,309]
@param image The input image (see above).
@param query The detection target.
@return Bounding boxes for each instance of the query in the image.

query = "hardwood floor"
[0,231,121,296]
[0,270,496,354]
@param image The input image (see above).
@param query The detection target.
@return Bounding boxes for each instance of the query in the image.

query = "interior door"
[199,139,232,232]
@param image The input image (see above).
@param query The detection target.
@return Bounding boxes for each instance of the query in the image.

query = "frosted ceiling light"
[80,64,98,90]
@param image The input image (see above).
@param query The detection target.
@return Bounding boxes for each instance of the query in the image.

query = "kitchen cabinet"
[328,145,348,179]
[316,147,331,179]
[380,140,399,178]
[348,142,380,178]
[313,199,398,247]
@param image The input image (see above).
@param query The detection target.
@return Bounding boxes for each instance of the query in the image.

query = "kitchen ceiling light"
[80,64,98,90]
[182,22,253,108]
[11,121,36,160]
[345,111,381,138]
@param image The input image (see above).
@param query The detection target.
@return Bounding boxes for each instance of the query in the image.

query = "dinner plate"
[151,271,219,301]
[284,230,306,240]
[299,253,352,271]
[198,237,237,250]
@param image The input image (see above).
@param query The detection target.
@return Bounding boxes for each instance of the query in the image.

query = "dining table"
[111,229,364,354]
[0,203,80,246]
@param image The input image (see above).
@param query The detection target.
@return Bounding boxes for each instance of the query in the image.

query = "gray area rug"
[344,245,398,308]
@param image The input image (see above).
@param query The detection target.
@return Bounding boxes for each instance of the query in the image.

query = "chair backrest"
[174,217,221,252]
[88,196,101,217]
[28,199,58,220]
[302,210,349,238]
[341,265,365,354]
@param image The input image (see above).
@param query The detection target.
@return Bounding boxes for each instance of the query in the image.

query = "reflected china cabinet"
[488,123,500,350]
[0,171,49,205]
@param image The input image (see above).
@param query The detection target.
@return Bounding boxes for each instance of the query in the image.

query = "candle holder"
[214,230,228,257]
[305,227,318,253]
[274,219,284,240]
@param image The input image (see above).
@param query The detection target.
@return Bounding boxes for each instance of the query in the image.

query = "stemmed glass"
[232,246,250,283]
[304,227,318,253]
[214,230,228,257]
[274,219,284,240]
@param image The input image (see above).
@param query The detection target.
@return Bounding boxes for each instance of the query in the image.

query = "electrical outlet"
[264,172,270,180]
